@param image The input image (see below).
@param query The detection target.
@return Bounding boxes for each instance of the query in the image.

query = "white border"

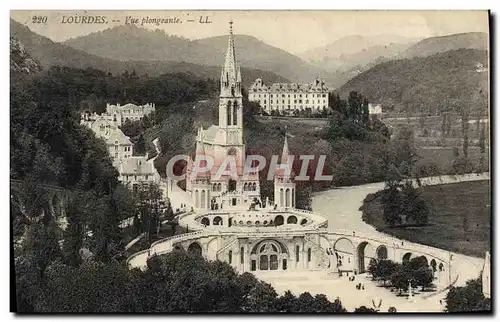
[3,1,498,322]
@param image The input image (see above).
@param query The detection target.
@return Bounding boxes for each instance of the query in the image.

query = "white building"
[248,78,329,113]
[81,114,134,161]
[81,110,167,198]
[368,103,383,115]
[105,102,155,126]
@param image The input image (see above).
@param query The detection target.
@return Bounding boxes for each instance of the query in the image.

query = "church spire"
[281,126,290,164]
[224,20,236,74]
[220,20,242,98]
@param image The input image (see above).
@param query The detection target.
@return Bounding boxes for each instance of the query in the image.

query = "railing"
[216,237,238,260]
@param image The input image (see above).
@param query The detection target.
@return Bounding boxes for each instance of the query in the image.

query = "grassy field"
[362,180,491,258]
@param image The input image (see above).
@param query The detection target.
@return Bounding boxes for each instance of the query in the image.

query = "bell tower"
[218,20,243,146]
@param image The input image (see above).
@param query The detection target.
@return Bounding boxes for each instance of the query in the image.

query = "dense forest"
[339,49,489,117]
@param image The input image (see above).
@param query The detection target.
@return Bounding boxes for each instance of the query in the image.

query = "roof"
[115,156,157,175]
[201,125,218,143]
[105,128,133,146]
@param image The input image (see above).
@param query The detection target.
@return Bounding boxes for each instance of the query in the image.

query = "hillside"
[10,19,288,87]
[402,32,488,58]
[338,49,489,116]
[63,24,330,85]
[299,34,419,71]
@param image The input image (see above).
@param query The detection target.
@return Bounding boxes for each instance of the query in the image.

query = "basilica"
[185,21,294,212]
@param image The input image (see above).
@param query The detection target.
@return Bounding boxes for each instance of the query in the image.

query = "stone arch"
[402,252,412,264]
[333,238,355,270]
[201,217,210,226]
[300,218,307,225]
[357,241,375,273]
[213,216,223,226]
[287,215,297,224]
[430,259,437,272]
[188,242,202,256]
[250,239,289,271]
[173,244,185,252]
[275,215,284,226]
[376,245,388,260]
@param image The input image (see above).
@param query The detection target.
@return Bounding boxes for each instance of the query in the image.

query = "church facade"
[185,22,277,211]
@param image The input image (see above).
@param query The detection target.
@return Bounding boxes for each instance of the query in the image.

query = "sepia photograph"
[10,9,491,313]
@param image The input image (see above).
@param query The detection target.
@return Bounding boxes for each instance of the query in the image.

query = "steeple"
[281,127,290,165]
[220,20,242,98]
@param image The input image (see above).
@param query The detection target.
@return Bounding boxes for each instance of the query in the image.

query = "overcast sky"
[11,10,489,54]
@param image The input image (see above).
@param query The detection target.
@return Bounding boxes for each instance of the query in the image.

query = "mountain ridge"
[10,19,289,87]
[62,24,333,85]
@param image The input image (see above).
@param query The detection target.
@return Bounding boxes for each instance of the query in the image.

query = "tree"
[381,180,403,227]
[400,181,429,226]
[446,278,491,312]
[414,267,434,291]
[354,306,377,313]
[62,192,85,267]
[376,260,399,286]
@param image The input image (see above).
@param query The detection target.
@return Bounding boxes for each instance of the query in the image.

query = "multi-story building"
[80,114,134,161]
[248,78,329,113]
[81,111,167,198]
[105,102,155,126]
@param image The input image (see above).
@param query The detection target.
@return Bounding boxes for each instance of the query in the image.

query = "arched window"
[233,102,238,126]
[201,217,210,226]
[252,183,257,191]
[295,245,300,262]
[213,216,223,226]
[244,183,247,191]
[227,101,232,126]
[292,189,295,207]
[307,248,312,262]
[195,190,200,208]
[217,183,221,191]
[280,189,284,207]
[229,250,233,264]
[201,190,206,209]
[285,188,290,207]
[254,241,284,271]
[240,247,244,264]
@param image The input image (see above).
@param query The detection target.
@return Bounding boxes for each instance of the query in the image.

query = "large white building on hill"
[80,109,166,197]
[248,78,329,113]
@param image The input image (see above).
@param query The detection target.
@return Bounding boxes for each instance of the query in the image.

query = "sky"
[10,10,489,54]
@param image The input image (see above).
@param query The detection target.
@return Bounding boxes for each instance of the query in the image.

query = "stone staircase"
[305,234,329,270]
